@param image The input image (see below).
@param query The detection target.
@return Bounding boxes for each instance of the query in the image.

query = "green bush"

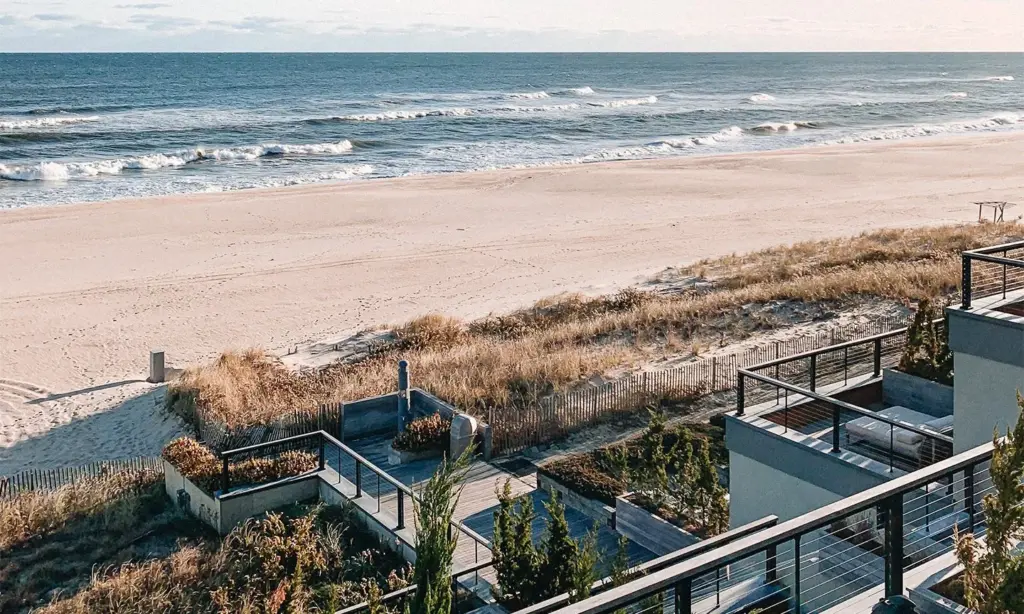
[538,454,626,505]
[898,299,953,385]
[393,414,451,453]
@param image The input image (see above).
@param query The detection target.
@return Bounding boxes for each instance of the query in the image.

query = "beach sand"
[3,131,1024,474]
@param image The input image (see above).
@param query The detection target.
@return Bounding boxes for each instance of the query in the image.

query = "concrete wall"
[163,460,221,533]
[726,415,893,527]
[728,451,848,527]
[343,393,400,440]
[882,368,954,418]
[952,352,1024,453]
[614,496,699,556]
[218,475,320,532]
[537,472,615,527]
[319,476,418,564]
[411,389,456,420]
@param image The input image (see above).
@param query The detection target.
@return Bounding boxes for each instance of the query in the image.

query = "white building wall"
[728,450,845,528]
[954,352,1024,454]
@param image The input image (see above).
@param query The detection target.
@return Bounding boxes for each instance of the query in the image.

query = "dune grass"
[169,223,1020,430]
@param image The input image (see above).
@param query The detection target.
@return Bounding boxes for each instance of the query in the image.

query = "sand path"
[3,132,1024,474]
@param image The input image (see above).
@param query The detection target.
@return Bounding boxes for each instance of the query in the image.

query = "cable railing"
[962,240,1024,309]
[217,431,492,565]
[542,442,995,614]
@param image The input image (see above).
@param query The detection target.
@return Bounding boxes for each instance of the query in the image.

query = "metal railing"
[218,431,492,564]
[962,240,1024,309]
[543,442,995,614]
[735,321,953,471]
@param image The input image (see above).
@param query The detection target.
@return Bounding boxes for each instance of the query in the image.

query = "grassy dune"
[169,223,1019,429]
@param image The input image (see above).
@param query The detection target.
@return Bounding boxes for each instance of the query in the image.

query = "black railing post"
[874,338,882,377]
[809,355,817,392]
[355,460,362,497]
[889,424,896,472]
[674,577,692,614]
[1004,250,1008,299]
[885,495,905,597]
[318,433,325,471]
[736,372,745,416]
[832,406,841,453]
[765,543,778,583]
[221,455,230,494]
[793,535,802,613]
[965,463,976,534]
[962,255,973,308]
[397,490,406,530]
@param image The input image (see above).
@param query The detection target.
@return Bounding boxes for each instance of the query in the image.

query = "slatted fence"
[0,456,163,501]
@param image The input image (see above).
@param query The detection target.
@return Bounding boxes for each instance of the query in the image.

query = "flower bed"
[392,413,451,453]
[162,437,318,495]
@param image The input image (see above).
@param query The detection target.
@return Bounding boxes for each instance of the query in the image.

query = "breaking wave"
[589,95,658,108]
[0,140,355,181]
[747,93,776,103]
[506,91,550,100]
[749,121,818,133]
[945,92,969,98]
[582,126,743,162]
[0,115,101,130]
[983,76,1014,82]
[559,86,595,96]
[336,108,474,121]
[821,113,1024,145]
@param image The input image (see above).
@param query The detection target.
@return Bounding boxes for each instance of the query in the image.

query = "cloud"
[128,14,200,31]
[116,3,171,8]
[32,13,75,21]
[0,15,19,26]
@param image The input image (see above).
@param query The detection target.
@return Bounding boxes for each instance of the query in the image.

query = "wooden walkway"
[341,435,655,584]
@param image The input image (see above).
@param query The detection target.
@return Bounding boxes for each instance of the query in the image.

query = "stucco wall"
[953,353,1024,453]
[218,475,320,533]
[882,368,954,418]
[728,451,847,527]
[343,393,399,440]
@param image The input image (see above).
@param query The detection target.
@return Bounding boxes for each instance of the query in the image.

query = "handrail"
[335,558,494,614]
[549,441,995,614]
[740,369,954,445]
[514,516,779,614]
[319,431,493,550]
[743,325,908,372]
[963,239,1024,255]
[217,430,492,550]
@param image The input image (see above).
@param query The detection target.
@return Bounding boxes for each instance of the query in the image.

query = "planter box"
[614,495,700,556]
[909,565,978,614]
[882,368,953,418]
[536,472,615,527]
[163,459,320,534]
[388,445,443,466]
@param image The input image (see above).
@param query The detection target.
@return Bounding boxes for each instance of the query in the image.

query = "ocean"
[1,53,1022,209]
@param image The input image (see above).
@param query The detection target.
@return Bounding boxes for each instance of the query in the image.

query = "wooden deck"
[337,435,656,584]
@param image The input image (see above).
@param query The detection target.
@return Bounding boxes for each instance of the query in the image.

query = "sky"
[0,0,1021,53]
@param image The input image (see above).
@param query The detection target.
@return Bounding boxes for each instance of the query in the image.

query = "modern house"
[535,240,1024,614]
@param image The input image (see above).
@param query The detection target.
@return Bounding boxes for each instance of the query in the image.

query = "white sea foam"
[749,121,817,133]
[0,115,101,130]
[582,126,743,162]
[945,92,969,99]
[507,91,550,100]
[561,86,595,96]
[589,95,658,108]
[821,113,1024,145]
[0,140,355,182]
[339,108,474,121]
[747,93,776,103]
[495,103,582,113]
[221,165,375,190]
[983,76,1014,82]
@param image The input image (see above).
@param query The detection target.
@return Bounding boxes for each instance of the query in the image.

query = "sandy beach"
[3,131,1024,474]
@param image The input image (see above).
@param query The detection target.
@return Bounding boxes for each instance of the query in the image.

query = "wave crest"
[507,91,550,100]
[589,95,658,108]
[0,140,355,182]
[983,76,1015,82]
[337,108,474,121]
[747,93,776,103]
[821,113,1024,145]
[560,86,595,96]
[582,126,743,162]
[749,121,818,133]
[0,115,101,130]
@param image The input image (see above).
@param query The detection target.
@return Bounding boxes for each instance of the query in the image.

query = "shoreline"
[4,128,1024,214]
[3,130,1024,473]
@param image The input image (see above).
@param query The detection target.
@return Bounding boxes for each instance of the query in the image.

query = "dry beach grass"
[170,223,1019,429]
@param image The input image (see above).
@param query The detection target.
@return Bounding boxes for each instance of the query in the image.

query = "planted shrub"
[162,437,318,494]
[898,299,953,385]
[539,454,626,505]
[392,414,451,453]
